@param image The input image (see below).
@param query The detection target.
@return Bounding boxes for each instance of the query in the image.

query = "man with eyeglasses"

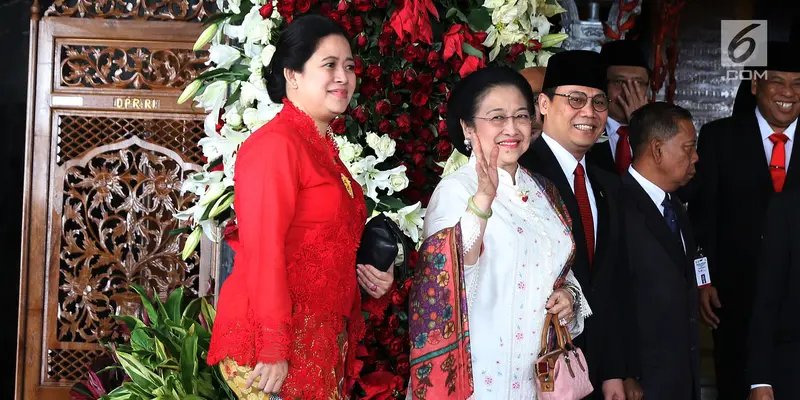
[688,41,800,400]
[519,50,628,400]
[586,40,651,176]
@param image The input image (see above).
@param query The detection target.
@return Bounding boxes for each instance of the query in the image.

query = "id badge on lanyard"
[694,247,710,288]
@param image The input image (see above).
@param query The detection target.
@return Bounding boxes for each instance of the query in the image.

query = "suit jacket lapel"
[587,141,615,175]
[784,130,800,191]
[739,113,775,194]
[587,167,609,276]
[622,172,688,271]
[674,198,698,281]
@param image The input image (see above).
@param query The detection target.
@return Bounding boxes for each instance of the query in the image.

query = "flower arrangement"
[176,0,569,397]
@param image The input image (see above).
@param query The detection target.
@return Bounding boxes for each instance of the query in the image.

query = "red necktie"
[574,164,595,265]
[769,133,790,192]
[615,126,632,175]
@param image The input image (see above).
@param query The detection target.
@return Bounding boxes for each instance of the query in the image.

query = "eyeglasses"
[553,91,610,112]
[474,114,532,127]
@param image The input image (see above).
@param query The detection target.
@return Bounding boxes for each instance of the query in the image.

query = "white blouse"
[423,157,590,399]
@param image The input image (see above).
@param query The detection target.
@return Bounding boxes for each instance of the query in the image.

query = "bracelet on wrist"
[468,196,493,219]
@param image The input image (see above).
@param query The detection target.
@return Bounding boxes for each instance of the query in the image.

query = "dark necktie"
[768,133,789,192]
[615,126,632,175]
[574,164,595,265]
[661,193,683,250]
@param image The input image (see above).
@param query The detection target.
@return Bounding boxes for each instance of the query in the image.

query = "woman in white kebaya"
[409,66,591,400]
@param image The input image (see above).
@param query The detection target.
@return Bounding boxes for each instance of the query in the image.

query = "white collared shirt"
[755,106,796,167]
[628,165,685,251]
[541,133,598,245]
[606,117,630,162]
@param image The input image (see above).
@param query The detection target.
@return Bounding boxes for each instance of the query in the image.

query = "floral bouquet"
[176,0,569,397]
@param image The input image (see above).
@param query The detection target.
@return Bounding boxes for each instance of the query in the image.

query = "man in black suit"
[747,190,800,400]
[688,41,800,400]
[518,50,626,400]
[587,40,650,176]
[618,102,701,399]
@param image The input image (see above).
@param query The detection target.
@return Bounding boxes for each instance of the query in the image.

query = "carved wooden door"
[17,2,216,399]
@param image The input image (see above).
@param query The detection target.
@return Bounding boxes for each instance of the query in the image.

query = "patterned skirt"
[219,326,350,400]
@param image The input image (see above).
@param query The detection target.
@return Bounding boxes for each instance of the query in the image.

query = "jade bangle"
[468,196,493,219]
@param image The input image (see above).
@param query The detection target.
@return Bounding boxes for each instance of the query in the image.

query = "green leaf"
[467,8,492,31]
[456,10,469,23]
[101,385,133,400]
[462,43,485,60]
[112,315,145,330]
[131,328,155,352]
[165,287,184,323]
[202,12,233,27]
[154,335,169,362]
[168,227,191,236]
[445,7,458,18]
[365,197,377,216]
[116,351,164,392]
[180,333,199,393]
[230,63,250,75]
[147,327,181,357]
[200,298,217,330]
[184,396,207,400]
[224,87,241,107]
[380,196,407,209]
[130,284,160,328]
[195,68,231,82]
[182,298,203,324]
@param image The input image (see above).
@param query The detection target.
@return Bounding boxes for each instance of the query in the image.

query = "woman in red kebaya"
[207,14,394,400]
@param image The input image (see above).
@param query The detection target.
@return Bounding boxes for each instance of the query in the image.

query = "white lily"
[195,81,228,113]
[240,80,270,106]
[387,202,426,243]
[226,0,241,14]
[261,45,277,68]
[208,44,241,70]
[257,101,283,123]
[352,156,407,202]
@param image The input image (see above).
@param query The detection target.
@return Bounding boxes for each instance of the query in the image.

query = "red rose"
[378,329,393,345]
[328,11,342,23]
[528,39,543,52]
[340,15,353,34]
[363,327,376,342]
[330,117,346,134]
[437,119,448,134]
[258,3,273,18]
[375,100,392,115]
[436,139,453,156]
[388,92,403,105]
[296,0,311,13]
[379,120,392,133]
[367,64,383,80]
[389,337,405,355]
[354,0,372,11]
[357,33,368,48]
[403,46,418,63]
[375,0,389,7]
[397,113,411,132]
[354,57,364,76]
[434,63,450,80]
[437,82,448,94]
[375,361,390,371]
[360,80,379,98]
[351,105,368,123]
[419,127,434,142]
[389,130,402,139]
[416,72,434,86]
[427,51,440,67]
[420,107,433,121]
[378,33,392,49]
[411,116,423,132]
[319,2,333,15]
[450,57,463,73]
[353,16,365,32]
[510,42,526,57]
[277,0,295,17]
[392,375,406,391]
[369,314,384,326]
[395,354,410,376]
[387,314,400,331]
[412,152,426,167]
[404,69,418,83]
[382,23,394,35]
[411,92,429,107]
[404,188,422,203]
[390,70,404,86]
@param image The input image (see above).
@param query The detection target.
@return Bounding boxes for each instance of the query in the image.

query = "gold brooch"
[341,174,354,198]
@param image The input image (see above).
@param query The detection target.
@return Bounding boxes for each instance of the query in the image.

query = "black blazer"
[688,112,800,310]
[586,140,617,176]
[519,138,627,391]
[746,190,800,398]
[618,171,701,400]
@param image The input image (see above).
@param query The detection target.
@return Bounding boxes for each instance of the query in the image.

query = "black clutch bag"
[356,213,409,294]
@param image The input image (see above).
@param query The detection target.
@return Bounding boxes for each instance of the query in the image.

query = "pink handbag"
[534,313,594,400]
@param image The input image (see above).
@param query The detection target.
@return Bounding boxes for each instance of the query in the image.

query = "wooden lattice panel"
[59,44,209,90]
[46,0,216,21]
[57,115,205,165]
[46,349,105,384]
[56,141,201,344]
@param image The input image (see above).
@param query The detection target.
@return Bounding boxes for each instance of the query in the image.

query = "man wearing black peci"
[688,40,800,400]
[519,50,627,400]
[617,102,701,399]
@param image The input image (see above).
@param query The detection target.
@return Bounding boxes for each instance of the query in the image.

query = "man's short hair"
[628,102,693,158]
